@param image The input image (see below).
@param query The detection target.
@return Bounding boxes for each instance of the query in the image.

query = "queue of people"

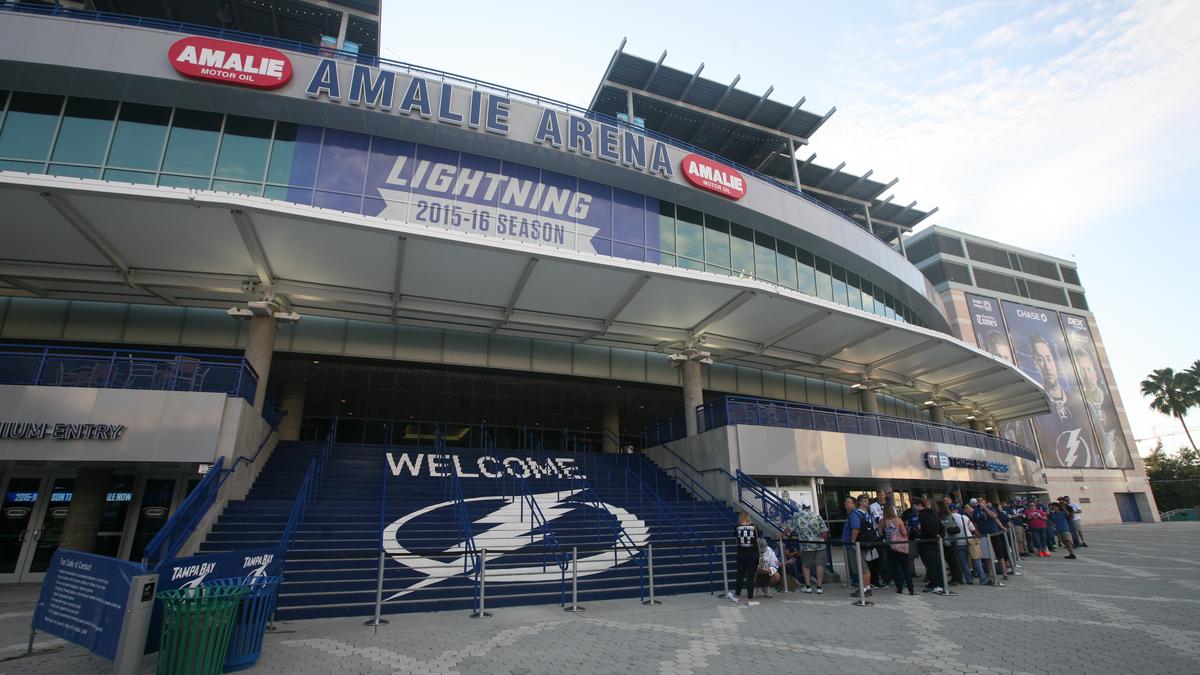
[723,491,1086,604]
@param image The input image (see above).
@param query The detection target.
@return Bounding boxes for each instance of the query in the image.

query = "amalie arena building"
[0,1,1154,612]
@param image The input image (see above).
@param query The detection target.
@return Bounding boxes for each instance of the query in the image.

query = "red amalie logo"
[680,154,747,200]
[168,37,292,90]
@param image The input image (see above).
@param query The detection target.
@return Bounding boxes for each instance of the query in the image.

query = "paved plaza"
[1,523,1198,674]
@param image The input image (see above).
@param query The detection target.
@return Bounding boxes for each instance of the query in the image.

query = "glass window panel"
[103,168,154,184]
[317,128,370,194]
[656,200,676,253]
[613,241,645,262]
[832,265,848,305]
[754,232,777,283]
[861,281,874,313]
[845,272,863,310]
[874,287,887,316]
[212,179,263,196]
[796,249,816,295]
[776,241,798,290]
[49,164,101,179]
[158,174,209,189]
[268,123,322,186]
[657,253,676,267]
[265,185,312,205]
[704,216,730,270]
[675,205,704,261]
[0,92,62,160]
[51,98,117,165]
[678,257,704,271]
[106,103,171,170]
[730,223,754,277]
[215,115,272,180]
[611,188,645,245]
[815,257,833,300]
[162,109,222,175]
[0,159,42,172]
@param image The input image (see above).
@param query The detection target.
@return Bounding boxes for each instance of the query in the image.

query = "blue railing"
[143,456,225,567]
[646,395,1038,462]
[0,2,895,244]
[623,466,715,592]
[279,459,317,554]
[0,343,259,406]
[734,470,798,534]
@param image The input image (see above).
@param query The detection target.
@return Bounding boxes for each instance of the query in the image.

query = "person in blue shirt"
[842,496,873,595]
[1049,503,1077,559]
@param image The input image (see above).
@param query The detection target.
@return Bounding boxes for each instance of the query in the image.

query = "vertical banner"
[1000,300,1102,468]
[1061,314,1134,468]
[964,294,1039,459]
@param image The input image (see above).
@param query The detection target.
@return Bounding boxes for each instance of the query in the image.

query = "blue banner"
[274,127,662,262]
[33,549,146,661]
[964,294,1041,460]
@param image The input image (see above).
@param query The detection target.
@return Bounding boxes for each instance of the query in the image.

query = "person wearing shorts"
[788,503,829,594]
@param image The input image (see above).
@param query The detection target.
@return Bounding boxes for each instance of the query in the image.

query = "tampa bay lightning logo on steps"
[382,489,649,601]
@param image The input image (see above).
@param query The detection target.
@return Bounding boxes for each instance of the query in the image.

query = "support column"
[682,359,704,437]
[859,388,879,414]
[244,315,278,413]
[927,404,946,425]
[59,467,113,553]
[602,399,620,453]
[278,379,306,442]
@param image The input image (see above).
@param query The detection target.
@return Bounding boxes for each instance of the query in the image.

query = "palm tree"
[1141,368,1198,451]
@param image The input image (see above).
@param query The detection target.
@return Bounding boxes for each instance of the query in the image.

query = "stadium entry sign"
[169,37,293,89]
[680,154,746,200]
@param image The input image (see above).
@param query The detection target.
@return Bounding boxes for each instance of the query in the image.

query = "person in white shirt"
[755,538,782,596]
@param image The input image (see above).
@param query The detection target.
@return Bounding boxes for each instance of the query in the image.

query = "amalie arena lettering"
[168,37,292,89]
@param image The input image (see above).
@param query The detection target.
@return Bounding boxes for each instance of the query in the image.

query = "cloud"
[815,0,1200,250]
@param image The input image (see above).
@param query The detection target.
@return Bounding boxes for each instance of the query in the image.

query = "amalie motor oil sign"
[680,153,747,200]
[168,36,293,89]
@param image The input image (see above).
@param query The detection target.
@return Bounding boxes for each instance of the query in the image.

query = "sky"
[380,0,1200,456]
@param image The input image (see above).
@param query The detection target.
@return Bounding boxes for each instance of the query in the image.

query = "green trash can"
[156,584,249,675]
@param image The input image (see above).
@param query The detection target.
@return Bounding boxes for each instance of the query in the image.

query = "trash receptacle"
[156,584,248,675]
[204,576,284,672]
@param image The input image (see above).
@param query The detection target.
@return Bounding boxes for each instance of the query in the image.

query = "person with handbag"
[881,504,914,594]
[951,505,988,584]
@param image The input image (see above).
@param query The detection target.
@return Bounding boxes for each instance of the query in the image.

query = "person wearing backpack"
[856,495,884,593]
[881,505,914,594]
[843,496,874,596]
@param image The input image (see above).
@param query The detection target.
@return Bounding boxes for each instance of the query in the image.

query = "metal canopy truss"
[589,46,937,244]
[0,174,1048,422]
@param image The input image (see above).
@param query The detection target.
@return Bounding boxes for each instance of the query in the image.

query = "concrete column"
[682,359,704,437]
[928,405,946,425]
[278,379,306,441]
[58,467,113,553]
[859,388,879,414]
[244,314,277,413]
[602,399,620,453]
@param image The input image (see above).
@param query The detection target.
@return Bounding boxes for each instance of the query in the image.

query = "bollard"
[643,544,662,606]
[778,539,788,593]
[1007,529,1021,575]
[471,549,492,618]
[852,541,872,606]
[364,549,389,627]
[936,535,954,596]
[564,547,584,613]
[721,541,730,596]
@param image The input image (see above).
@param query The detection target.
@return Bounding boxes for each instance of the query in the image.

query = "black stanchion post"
[565,546,584,613]
[364,549,389,627]
[471,549,492,618]
[721,541,729,596]
[778,539,788,593]
[642,544,661,606]
[852,541,872,606]
[937,535,954,596]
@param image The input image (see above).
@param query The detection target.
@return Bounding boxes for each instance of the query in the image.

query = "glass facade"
[0,90,927,327]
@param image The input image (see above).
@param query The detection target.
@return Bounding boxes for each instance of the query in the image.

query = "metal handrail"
[0,2,896,242]
[144,455,225,567]
[623,465,716,593]
[646,395,1038,462]
[734,470,797,534]
[278,458,317,554]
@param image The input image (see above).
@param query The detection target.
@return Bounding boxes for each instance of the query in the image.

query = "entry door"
[0,473,73,583]
[1116,493,1143,523]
